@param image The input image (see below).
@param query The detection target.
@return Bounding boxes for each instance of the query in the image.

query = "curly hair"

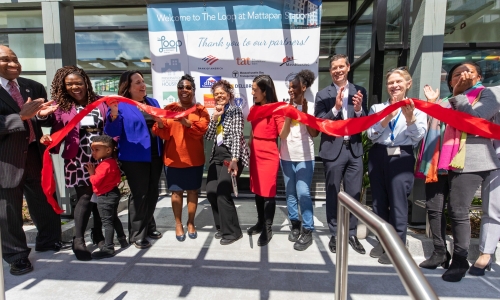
[51,66,96,112]
[294,69,315,88]
[211,79,234,102]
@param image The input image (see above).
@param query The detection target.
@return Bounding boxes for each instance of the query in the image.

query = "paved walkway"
[4,196,500,300]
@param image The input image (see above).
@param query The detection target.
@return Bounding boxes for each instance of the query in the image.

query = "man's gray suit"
[314,82,368,237]
[0,77,61,263]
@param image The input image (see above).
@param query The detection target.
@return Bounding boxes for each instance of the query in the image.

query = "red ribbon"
[42,95,197,214]
[247,99,500,140]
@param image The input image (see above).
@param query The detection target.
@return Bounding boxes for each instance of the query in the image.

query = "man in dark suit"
[314,54,368,255]
[0,45,70,275]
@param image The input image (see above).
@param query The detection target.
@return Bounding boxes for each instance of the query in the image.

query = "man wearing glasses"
[314,54,368,255]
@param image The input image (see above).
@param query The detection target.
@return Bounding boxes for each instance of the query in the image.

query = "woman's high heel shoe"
[469,258,492,276]
[419,248,451,269]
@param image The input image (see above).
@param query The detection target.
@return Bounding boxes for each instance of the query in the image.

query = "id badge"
[80,115,94,127]
[387,146,401,156]
[90,193,99,203]
[216,133,223,146]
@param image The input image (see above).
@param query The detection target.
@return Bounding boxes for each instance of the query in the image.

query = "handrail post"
[0,230,5,300]
[335,203,350,300]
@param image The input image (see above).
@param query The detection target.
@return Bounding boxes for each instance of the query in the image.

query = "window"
[74,7,147,27]
[0,10,42,29]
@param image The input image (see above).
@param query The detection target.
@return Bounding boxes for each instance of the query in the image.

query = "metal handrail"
[335,191,438,300]
[0,230,5,300]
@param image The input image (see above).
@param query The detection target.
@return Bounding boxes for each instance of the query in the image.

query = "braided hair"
[51,66,96,112]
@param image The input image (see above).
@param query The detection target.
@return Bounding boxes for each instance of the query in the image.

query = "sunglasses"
[387,66,408,73]
[177,85,193,90]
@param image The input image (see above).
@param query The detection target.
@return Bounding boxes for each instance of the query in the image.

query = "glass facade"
[0,0,499,161]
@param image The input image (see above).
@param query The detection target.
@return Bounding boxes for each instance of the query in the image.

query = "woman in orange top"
[152,74,209,241]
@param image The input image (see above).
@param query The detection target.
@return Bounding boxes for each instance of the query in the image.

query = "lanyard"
[388,110,402,143]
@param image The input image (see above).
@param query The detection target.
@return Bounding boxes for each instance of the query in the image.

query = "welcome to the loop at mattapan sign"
[147,0,322,116]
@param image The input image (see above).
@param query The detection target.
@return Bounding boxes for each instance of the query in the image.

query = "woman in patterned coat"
[204,80,250,245]
[40,66,110,261]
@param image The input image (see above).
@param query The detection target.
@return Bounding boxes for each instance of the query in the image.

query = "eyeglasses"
[177,85,193,90]
[387,66,408,73]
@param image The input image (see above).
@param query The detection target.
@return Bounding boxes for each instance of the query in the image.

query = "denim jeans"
[280,159,315,230]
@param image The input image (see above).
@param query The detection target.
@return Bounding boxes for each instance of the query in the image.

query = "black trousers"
[0,142,61,263]
[323,144,362,237]
[74,186,102,238]
[120,156,163,242]
[448,171,489,257]
[97,187,125,249]
[206,150,243,240]
[368,144,415,244]
[425,175,449,249]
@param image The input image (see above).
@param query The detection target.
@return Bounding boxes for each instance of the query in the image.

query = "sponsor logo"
[161,75,181,87]
[233,83,252,89]
[231,71,265,79]
[233,93,246,108]
[200,76,222,88]
[285,73,297,88]
[280,56,309,67]
[202,55,219,65]
[236,57,264,66]
[203,94,215,108]
[158,37,183,54]
[162,92,177,105]
[160,59,182,73]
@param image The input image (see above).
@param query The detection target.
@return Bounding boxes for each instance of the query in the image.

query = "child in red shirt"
[85,135,127,259]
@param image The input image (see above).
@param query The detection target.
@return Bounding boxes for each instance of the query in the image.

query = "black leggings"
[97,187,125,249]
[74,186,102,238]
[448,171,489,256]
[425,175,449,249]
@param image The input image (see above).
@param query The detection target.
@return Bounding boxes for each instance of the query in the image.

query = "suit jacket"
[0,77,49,188]
[314,82,368,160]
[48,99,107,159]
[104,96,163,162]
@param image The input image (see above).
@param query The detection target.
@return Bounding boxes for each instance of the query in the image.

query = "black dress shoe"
[328,236,336,253]
[348,236,366,254]
[133,239,151,249]
[10,258,33,276]
[35,240,72,252]
[220,234,243,245]
[148,231,163,239]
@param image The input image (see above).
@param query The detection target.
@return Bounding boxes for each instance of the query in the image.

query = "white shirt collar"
[0,76,18,89]
[333,80,349,91]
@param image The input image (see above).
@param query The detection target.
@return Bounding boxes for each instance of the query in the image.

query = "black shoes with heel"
[72,236,92,261]
[419,248,451,269]
[469,257,492,276]
[442,253,470,282]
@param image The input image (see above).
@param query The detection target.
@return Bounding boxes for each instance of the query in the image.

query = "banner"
[148,0,322,116]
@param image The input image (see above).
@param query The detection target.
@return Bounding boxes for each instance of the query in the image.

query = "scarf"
[415,96,451,182]
[437,83,484,170]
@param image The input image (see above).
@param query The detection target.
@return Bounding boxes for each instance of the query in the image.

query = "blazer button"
[24,150,27,154]
[26,136,29,140]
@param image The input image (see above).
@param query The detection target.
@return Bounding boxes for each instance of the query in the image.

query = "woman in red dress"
[247,75,285,246]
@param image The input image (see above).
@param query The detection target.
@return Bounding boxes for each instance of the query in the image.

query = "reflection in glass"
[0,10,42,29]
[440,49,500,98]
[386,0,402,44]
[21,75,47,90]
[352,58,371,104]
[0,33,45,71]
[358,2,374,21]
[444,0,499,43]
[76,31,150,71]
[354,24,372,57]
[74,8,147,27]
[322,2,349,22]
[320,26,348,64]
[89,74,153,97]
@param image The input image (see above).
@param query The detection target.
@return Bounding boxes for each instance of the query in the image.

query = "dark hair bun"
[296,69,315,88]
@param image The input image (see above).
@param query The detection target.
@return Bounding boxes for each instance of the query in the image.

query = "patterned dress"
[64,106,104,187]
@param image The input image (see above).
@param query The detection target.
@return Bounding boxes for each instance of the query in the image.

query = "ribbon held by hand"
[247,99,500,140]
[42,96,197,214]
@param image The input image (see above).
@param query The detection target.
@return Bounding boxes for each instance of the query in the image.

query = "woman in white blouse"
[280,69,319,251]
